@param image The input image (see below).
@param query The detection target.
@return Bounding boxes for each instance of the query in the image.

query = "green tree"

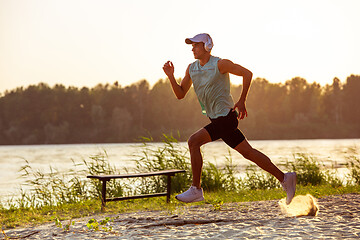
[342,75,360,125]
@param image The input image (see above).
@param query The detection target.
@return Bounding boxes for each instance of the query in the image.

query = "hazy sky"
[1,0,359,93]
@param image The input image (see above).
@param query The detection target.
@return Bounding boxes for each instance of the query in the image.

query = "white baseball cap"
[185,33,213,51]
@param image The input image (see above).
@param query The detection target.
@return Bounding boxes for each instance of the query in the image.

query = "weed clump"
[348,155,360,185]
[6,152,124,209]
[133,135,192,194]
[286,153,326,186]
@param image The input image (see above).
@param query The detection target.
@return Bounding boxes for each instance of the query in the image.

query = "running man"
[163,33,296,205]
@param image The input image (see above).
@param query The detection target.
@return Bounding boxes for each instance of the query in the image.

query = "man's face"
[192,42,207,59]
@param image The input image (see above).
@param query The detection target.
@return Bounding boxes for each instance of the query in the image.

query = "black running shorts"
[204,109,246,149]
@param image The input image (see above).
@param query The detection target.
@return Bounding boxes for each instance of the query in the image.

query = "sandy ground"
[2,193,360,239]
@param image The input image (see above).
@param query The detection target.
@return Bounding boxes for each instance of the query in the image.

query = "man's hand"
[163,61,174,77]
[234,99,248,120]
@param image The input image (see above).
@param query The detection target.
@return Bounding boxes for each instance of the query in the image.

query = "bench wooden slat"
[87,169,185,181]
[106,192,168,202]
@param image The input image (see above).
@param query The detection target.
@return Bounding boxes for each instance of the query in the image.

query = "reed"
[348,155,360,185]
[286,153,326,185]
[132,135,192,194]
[134,135,239,192]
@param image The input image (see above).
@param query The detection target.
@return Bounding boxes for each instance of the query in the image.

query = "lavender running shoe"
[175,186,204,203]
[281,172,297,204]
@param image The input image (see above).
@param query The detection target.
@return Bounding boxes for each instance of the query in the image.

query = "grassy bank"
[1,135,360,229]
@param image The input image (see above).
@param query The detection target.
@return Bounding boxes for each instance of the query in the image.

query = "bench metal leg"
[101,180,107,211]
[166,175,171,203]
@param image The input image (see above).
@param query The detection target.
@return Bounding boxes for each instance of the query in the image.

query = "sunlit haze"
[1,0,359,92]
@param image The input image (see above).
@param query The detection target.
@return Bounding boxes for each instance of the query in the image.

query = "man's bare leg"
[174,128,211,203]
[235,139,297,204]
[187,128,212,188]
[234,139,284,182]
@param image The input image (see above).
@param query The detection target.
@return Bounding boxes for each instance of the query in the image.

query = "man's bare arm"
[218,59,253,119]
[163,61,192,99]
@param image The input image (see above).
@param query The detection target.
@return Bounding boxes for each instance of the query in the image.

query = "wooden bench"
[87,169,186,210]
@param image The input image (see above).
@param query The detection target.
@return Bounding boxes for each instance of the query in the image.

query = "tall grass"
[348,155,360,185]
[201,154,239,191]
[15,160,87,208]
[83,152,124,199]
[4,152,124,210]
[133,135,239,192]
[286,153,327,185]
[241,166,279,190]
[286,153,344,187]
[133,135,191,194]
[1,135,359,210]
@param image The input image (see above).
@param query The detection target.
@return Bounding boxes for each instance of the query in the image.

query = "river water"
[1,139,359,202]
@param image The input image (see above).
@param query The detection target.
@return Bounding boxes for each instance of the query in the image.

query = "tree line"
[0,74,359,145]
